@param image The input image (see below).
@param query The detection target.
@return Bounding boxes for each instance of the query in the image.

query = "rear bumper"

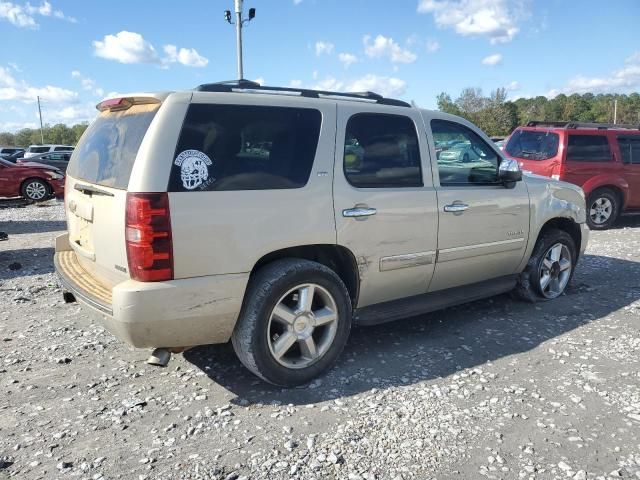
[54,234,249,349]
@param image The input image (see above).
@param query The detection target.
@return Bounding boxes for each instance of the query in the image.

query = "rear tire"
[21,178,49,201]
[231,258,352,387]
[514,228,576,302]
[586,188,619,230]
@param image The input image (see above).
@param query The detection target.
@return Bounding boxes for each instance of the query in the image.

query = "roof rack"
[526,120,640,130]
[194,79,411,107]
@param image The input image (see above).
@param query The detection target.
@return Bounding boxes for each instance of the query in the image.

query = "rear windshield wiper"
[74,183,114,197]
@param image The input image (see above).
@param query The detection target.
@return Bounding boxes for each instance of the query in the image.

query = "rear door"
[427,116,530,292]
[65,100,162,286]
[333,105,438,307]
[617,134,640,207]
[563,132,618,187]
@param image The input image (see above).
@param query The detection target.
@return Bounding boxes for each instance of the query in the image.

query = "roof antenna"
[224,0,256,81]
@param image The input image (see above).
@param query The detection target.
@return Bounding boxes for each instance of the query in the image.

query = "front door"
[333,106,438,307]
[427,117,530,292]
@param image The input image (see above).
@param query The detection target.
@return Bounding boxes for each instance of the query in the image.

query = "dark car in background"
[17,151,72,172]
[0,158,65,201]
[0,147,25,159]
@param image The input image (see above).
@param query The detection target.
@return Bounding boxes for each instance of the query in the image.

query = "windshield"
[66,103,159,189]
[505,129,559,160]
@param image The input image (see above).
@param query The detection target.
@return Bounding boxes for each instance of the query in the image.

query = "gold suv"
[55,81,589,386]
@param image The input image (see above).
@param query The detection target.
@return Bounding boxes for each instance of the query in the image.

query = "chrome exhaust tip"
[146,348,171,367]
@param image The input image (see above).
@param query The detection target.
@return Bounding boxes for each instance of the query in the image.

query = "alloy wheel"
[538,242,572,299]
[589,197,612,225]
[267,283,339,369]
[25,181,47,200]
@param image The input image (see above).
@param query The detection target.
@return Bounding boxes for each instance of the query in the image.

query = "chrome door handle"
[443,203,469,213]
[342,207,377,218]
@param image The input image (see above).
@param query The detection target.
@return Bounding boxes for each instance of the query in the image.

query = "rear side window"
[566,135,611,162]
[169,104,321,191]
[505,129,559,160]
[617,136,640,164]
[54,146,73,151]
[30,146,49,153]
[67,103,160,189]
[343,113,422,188]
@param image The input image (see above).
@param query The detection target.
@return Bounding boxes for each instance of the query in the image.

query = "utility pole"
[224,0,256,80]
[37,96,44,144]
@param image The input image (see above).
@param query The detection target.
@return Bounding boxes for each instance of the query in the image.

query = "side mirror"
[499,158,522,188]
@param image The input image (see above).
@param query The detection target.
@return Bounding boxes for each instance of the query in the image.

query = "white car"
[24,144,74,159]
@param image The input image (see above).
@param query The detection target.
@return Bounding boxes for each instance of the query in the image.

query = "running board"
[354,275,517,326]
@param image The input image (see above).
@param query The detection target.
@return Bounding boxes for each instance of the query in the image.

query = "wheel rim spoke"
[542,258,553,271]
[550,245,562,261]
[550,277,560,294]
[299,336,318,360]
[313,307,337,326]
[297,285,315,312]
[540,273,552,291]
[272,304,296,326]
[272,332,297,359]
[559,259,571,272]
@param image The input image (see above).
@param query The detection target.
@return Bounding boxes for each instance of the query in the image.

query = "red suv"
[505,121,640,229]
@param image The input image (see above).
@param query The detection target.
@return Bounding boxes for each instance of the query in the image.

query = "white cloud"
[417,0,526,44]
[426,39,441,52]
[363,35,417,64]
[163,44,208,67]
[0,1,75,28]
[71,70,106,97]
[481,53,502,66]
[505,80,520,91]
[315,41,334,56]
[338,52,358,69]
[254,77,265,85]
[293,0,303,4]
[348,74,407,97]
[93,31,159,64]
[547,51,640,96]
[289,79,303,88]
[0,65,77,103]
[93,31,208,68]
[0,121,37,131]
[311,74,407,97]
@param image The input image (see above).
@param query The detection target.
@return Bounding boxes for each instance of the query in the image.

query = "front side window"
[343,113,422,188]
[169,104,321,191]
[617,135,640,165]
[566,134,611,162]
[431,119,499,185]
[31,146,49,153]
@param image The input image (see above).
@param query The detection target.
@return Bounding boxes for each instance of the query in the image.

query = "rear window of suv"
[67,103,160,189]
[168,104,322,191]
[29,146,50,154]
[566,134,611,162]
[505,129,559,160]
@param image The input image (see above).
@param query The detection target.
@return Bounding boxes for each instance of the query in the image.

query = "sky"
[1,0,639,133]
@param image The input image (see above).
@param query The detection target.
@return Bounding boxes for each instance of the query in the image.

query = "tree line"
[0,123,89,148]
[436,89,640,137]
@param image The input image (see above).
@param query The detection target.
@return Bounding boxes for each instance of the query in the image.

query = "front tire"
[586,188,619,230]
[21,178,49,201]
[514,228,576,302]
[231,259,352,387]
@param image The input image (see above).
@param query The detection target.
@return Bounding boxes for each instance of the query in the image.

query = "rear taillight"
[125,193,173,282]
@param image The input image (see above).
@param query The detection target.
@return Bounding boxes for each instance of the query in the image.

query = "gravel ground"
[1,201,639,480]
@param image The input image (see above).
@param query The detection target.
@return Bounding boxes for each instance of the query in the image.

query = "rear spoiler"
[96,96,161,112]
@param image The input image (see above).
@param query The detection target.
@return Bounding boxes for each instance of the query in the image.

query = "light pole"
[37,96,44,144]
[224,0,256,80]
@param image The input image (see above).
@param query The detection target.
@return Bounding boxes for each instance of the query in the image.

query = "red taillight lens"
[125,193,173,282]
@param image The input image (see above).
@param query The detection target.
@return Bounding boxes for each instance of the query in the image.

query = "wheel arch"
[582,176,628,209]
[250,244,360,307]
[536,217,582,256]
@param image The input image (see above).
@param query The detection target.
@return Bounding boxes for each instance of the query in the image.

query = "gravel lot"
[1,201,639,480]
